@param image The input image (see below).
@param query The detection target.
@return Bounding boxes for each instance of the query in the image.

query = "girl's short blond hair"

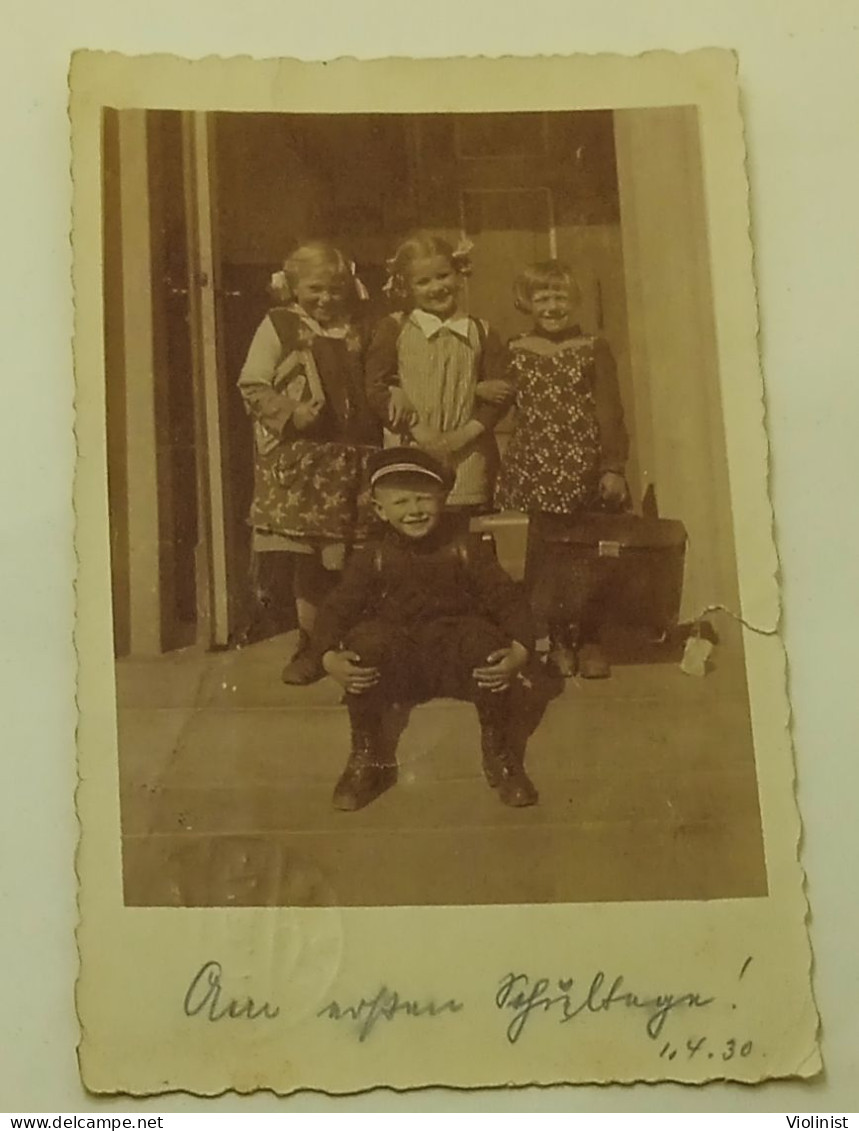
[513,260,581,313]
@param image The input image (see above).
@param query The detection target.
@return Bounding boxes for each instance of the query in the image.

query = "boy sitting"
[308,447,539,812]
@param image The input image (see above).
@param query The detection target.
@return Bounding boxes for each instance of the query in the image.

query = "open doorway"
[103,110,632,660]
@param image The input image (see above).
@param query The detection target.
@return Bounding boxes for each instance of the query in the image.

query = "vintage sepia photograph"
[104,101,766,909]
[72,50,819,1094]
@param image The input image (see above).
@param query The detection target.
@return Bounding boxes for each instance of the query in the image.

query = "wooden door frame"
[115,109,164,656]
[182,110,238,650]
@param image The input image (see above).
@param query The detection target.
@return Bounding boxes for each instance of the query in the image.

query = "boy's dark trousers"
[334,616,538,809]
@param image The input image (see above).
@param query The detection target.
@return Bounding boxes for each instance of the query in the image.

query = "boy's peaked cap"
[368,446,455,492]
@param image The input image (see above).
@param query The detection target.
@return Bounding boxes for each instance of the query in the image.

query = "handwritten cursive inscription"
[183,960,280,1022]
[496,971,715,1044]
[317,986,464,1042]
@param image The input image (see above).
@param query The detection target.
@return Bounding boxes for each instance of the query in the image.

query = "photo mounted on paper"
[73,50,819,1094]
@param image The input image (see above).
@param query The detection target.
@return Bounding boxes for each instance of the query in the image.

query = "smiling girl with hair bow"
[365,231,512,523]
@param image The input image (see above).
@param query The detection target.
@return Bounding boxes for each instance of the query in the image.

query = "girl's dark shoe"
[577,642,611,679]
[332,723,397,811]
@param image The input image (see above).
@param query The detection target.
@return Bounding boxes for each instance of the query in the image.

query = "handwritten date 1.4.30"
[659,1036,754,1062]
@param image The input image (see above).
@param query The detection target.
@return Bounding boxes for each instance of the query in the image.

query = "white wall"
[615,106,741,622]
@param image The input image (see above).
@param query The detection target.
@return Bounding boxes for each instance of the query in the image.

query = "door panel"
[460,188,553,345]
[148,110,199,644]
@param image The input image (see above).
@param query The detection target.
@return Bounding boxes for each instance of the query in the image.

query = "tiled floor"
[118,628,767,907]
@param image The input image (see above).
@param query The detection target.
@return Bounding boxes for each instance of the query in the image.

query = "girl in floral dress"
[495,260,629,678]
[238,240,380,683]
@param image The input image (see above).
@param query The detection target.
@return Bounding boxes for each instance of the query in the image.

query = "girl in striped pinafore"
[364,232,511,522]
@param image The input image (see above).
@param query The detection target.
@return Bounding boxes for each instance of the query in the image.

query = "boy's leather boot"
[477,699,538,808]
[332,714,397,811]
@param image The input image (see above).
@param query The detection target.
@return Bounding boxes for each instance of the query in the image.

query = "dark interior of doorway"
[211,109,622,647]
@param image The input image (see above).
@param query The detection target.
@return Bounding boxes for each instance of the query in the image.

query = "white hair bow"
[451,237,474,274]
[349,260,370,302]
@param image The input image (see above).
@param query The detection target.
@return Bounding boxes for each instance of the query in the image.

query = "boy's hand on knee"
[322,649,380,694]
[472,641,529,693]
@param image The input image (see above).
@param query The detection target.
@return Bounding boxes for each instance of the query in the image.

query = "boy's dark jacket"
[310,516,536,659]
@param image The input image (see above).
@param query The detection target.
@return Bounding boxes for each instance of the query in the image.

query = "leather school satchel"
[538,498,688,634]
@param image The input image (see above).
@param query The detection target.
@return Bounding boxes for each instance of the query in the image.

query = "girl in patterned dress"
[238,240,380,684]
[365,232,511,523]
[495,260,629,678]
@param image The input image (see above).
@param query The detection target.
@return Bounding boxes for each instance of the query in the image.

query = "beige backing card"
[72,49,819,1094]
